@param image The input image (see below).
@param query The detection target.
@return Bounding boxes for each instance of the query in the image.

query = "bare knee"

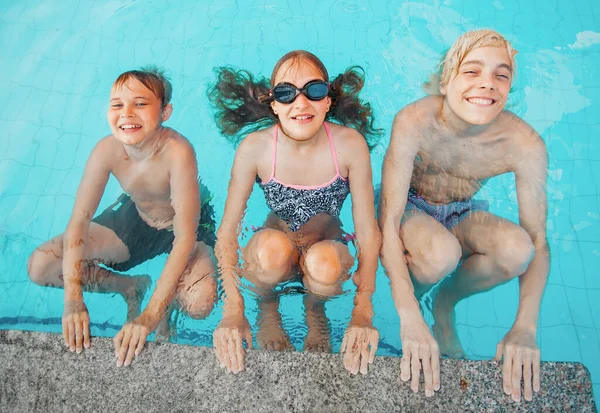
[178,276,217,319]
[183,294,216,319]
[303,242,351,296]
[494,228,535,279]
[248,229,296,285]
[27,249,54,286]
[408,234,461,286]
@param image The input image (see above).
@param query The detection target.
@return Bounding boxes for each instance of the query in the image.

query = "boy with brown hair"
[27,66,218,367]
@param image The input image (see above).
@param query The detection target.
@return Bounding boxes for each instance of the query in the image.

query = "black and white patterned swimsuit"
[257,122,350,232]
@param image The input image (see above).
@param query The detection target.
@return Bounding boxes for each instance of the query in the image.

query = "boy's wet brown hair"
[113,65,172,107]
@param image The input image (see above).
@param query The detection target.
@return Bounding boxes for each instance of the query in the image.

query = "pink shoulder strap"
[324,122,341,176]
[267,125,278,181]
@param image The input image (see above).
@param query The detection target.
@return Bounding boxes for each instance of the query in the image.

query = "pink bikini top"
[256,123,350,232]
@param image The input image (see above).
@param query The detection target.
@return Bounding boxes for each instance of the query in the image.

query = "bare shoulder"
[88,135,123,168]
[499,111,546,151]
[226,127,272,180]
[384,96,442,156]
[237,126,273,157]
[94,134,121,152]
[388,95,442,152]
[162,127,196,160]
[496,112,548,175]
[394,95,441,128]
[328,122,369,155]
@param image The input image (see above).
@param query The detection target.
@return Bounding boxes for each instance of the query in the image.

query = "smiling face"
[270,58,331,141]
[441,46,513,126]
[107,78,172,146]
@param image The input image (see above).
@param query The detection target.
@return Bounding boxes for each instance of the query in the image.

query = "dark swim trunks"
[404,188,489,230]
[92,190,216,272]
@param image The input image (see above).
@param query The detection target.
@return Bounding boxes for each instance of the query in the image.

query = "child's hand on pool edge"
[113,314,155,367]
[494,325,541,402]
[63,299,91,353]
[399,311,441,397]
[341,323,379,375]
[213,312,253,374]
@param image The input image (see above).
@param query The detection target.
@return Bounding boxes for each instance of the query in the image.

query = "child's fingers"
[226,332,240,373]
[135,335,146,357]
[359,334,369,375]
[400,346,412,382]
[244,329,253,350]
[62,318,69,347]
[502,347,513,395]
[341,330,349,354]
[233,329,245,373]
[75,321,83,353]
[217,340,226,368]
[124,334,139,367]
[68,321,76,351]
[83,319,91,349]
[494,340,504,361]
[343,330,356,373]
[113,330,124,354]
[431,345,440,391]
[421,355,434,397]
[533,351,541,392]
[116,331,131,367]
[369,330,379,363]
[213,333,225,367]
[410,347,421,393]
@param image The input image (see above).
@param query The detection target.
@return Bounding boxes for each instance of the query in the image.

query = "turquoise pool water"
[1,0,599,403]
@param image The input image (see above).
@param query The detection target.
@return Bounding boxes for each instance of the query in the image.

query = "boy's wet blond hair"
[425,29,517,94]
[441,29,517,87]
[113,65,172,107]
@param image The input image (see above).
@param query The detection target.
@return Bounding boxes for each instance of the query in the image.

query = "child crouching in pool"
[27,66,218,367]
[379,30,548,401]
[209,50,382,375]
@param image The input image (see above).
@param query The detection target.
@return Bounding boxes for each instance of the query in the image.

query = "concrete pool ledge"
[0,330,595,412]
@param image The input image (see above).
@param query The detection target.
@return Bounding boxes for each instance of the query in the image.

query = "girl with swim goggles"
[270,79,330,104]
[209,50,382,376]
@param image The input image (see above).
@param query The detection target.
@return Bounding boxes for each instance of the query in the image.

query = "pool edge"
[0,329,596,412]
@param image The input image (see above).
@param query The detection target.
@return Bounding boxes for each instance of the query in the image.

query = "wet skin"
[213,58,381,375]
[379,46,549,401]
[28,78,217,366]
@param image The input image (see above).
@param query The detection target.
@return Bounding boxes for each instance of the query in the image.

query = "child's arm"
[338,129,381,375]
[113,140,200,366]
[495,126,549,402]
[379,106,440,395]
[145,141,201,323]
[62,139,112,352]
[213,137,259,373]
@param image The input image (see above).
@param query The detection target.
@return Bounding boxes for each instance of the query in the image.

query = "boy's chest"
[113,160,171,200]
[417,135,514,178]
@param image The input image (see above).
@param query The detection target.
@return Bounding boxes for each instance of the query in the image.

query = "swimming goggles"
[271,80,329,104]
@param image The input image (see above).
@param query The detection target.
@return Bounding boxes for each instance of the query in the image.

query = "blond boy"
[379,30,549,402]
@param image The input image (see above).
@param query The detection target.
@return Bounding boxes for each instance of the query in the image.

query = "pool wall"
[1,0,599,406]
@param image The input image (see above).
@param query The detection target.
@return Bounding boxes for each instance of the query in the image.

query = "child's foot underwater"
[120,274,152,322]
[256,300,294,351]
[303,302,332,353]
[430,283,466,359]
[155,306,178,342]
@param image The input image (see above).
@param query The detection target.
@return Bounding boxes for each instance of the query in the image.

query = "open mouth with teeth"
[466,97,496,106]
[119,124,142,131]
[292,115,314,121]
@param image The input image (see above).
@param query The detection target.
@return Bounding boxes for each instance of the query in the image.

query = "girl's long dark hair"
[208,51,382,150]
